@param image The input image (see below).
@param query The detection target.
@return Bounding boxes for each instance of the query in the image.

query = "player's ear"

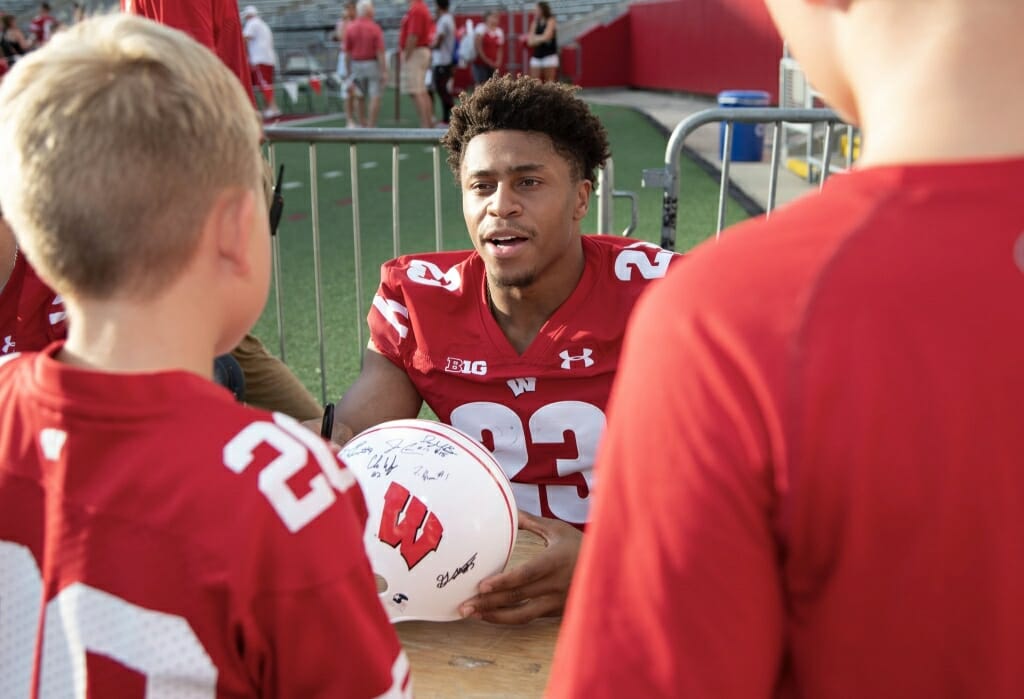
[573,178,592,222]
[208,186,258,278]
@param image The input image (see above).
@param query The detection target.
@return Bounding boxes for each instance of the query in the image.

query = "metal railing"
[642,107,847,250]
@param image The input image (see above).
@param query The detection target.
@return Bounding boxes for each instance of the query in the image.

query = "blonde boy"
[0,15,410,696]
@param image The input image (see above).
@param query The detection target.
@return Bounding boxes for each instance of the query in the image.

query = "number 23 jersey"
[368,235,677,527]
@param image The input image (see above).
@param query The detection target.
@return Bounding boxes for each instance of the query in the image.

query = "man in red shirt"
[123,0,255,105]
[550,0,1024,696]
[398,0,434,127]
[344,0,387,128]
[0,16,410,696]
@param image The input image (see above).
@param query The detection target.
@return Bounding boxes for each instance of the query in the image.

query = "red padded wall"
[568,13,632,88]
[571,0,784,101]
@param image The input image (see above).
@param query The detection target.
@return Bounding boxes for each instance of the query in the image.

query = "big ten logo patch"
[379,481,444,569]
[444,357,488,376]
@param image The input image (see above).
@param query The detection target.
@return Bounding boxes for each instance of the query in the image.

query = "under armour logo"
[1,335,13,354]
[559,348,594,369]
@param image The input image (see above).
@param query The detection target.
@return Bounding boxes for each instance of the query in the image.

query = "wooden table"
[396,531,560,698]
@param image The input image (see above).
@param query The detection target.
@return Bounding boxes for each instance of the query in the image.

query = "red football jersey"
[0,345,410,697]
[121,0,256,105]
[550,160,1024,697]
[29,14,58,45]
[0,253,66,356]
[368,235,676,526]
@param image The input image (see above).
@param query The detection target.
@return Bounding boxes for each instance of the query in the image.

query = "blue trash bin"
[718,90,771,162]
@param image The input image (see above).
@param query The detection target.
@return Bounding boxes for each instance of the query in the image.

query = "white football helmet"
[340,419,518,622]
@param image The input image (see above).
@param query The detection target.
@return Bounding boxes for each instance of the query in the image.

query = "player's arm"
[329,345,423,444]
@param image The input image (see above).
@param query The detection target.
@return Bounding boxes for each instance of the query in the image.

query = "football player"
[551,0,1024,695]
[319,74,678,624]
[0,15,409,696]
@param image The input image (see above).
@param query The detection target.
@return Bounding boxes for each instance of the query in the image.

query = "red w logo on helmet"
[378,482,444,568]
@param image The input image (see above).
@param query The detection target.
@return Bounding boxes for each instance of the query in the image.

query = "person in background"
[332,0,356,127]
[242,4,280,119]
[549,0,1024,695]
[1,13,30,65]
[526,1,557,83]
[429,0,455,126]
[123,0,256,108]
[399,0,435,127]
[344,0,386,128]
[0,14,410,695]
[28,1,58,46]
[471,10,502,87]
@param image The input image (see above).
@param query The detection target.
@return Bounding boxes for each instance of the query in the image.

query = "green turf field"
[250,91,750,403]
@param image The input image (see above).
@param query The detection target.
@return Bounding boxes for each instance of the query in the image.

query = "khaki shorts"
[400,47,431,95]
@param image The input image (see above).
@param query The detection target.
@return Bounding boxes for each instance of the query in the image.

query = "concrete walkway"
[581,88,821,212]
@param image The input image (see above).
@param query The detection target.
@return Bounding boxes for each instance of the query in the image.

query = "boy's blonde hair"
[0,13,263,300]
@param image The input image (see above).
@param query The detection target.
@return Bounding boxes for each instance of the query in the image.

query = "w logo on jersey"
[407,260,461,292]
[559,348,595,369]
[378,481,444,569]
[507,377,537,397]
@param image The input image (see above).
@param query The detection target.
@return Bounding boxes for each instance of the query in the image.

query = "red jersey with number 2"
[0,345,410,698]
[368,234,677,527]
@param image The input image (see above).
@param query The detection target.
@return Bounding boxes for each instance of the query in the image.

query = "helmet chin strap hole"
[375,574,389,594]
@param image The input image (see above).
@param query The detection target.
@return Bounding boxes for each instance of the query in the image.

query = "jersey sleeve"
[548,259,784,697]
[367,261,414,368]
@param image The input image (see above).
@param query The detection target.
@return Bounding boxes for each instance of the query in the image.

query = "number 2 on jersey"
[450,400,605,526]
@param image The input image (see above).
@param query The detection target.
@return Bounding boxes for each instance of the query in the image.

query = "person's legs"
[471,63,488,86]
[230,332,322,421]
[405,48,434,127]
[434,64,453,122]
[541,65,557,82]
[367,71,382,127]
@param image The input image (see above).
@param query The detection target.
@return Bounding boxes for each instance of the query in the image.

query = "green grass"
[250,90,749,403]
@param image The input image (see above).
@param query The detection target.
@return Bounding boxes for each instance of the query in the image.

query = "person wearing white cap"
[242,4,280,118]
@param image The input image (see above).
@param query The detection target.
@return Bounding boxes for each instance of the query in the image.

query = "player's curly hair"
[442,74,610,184]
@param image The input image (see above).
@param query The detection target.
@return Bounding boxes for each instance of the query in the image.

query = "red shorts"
[250,64,274,89]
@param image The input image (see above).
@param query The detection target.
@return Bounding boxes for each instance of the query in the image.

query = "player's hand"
[299,417,354,452]
[458,510,581,625]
